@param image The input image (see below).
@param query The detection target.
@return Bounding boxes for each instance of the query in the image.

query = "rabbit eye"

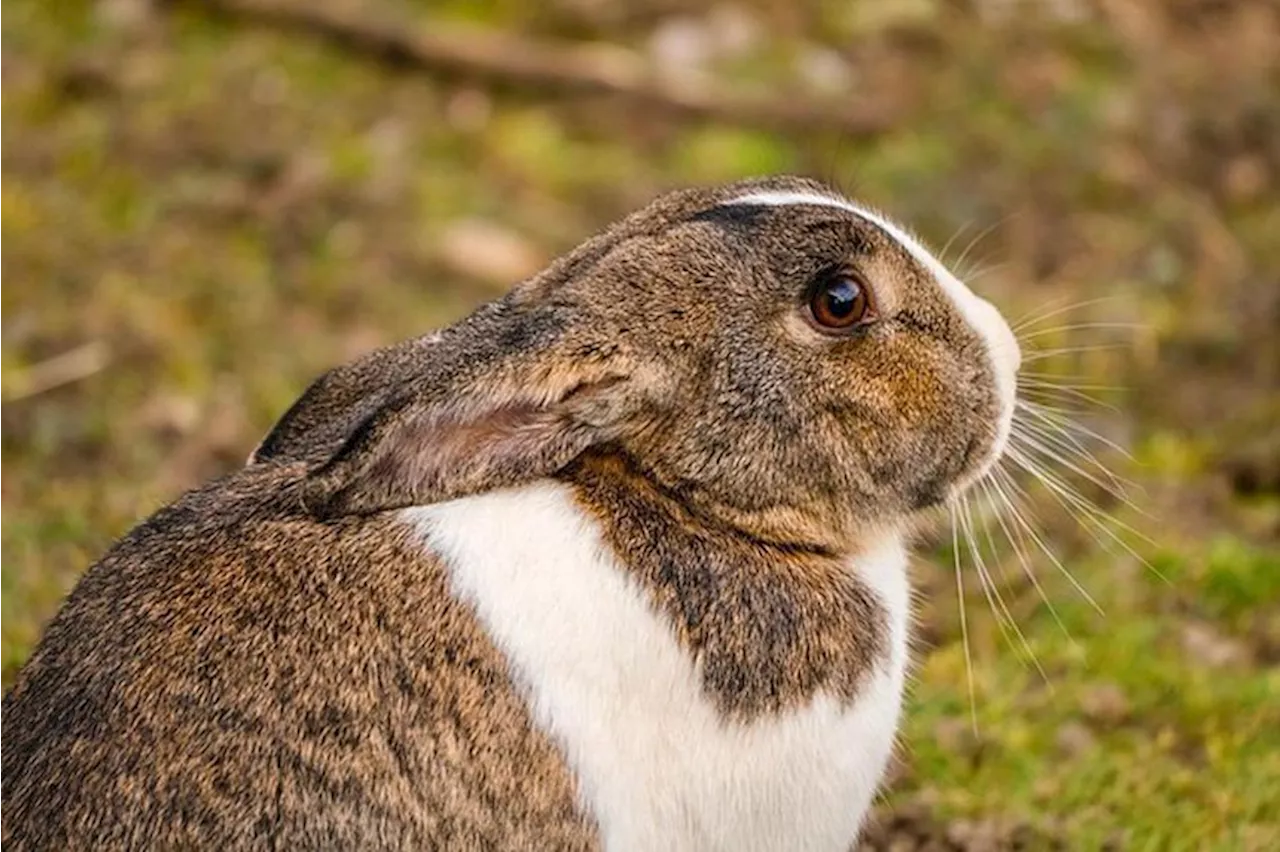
[807,270,875,332]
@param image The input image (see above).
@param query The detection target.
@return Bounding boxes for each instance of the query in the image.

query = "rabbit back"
[1,464,596,850]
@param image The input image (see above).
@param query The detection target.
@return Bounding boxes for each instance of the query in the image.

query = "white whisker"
[1017,400,1137,463]
[1018,378,1126,393]
[1022,343,1131,362]
[1018,385,1120,415]
[938,222,973,263]
[1016,322,1144,342]
[966,483,1052,686]
[983,461,1105,615]
[1009,423,1139,511]
[940,293,1161,711]
[958,498,1019,660]
[949,501,979,734]
[1010,296,1126,333]
[958,261,1007,284]
[1005,447,1165,585]
[986,467,1077,647]
[1009,421,1138,505]
[951,217,1007,279]
[1018,371,1125,388]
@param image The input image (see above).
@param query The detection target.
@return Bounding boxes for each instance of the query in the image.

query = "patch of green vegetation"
[907,538,1280,850]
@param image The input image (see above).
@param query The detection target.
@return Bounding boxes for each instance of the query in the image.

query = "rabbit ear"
[298,308,660,518]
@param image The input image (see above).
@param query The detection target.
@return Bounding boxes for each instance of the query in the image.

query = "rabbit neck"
[562,449,901,716]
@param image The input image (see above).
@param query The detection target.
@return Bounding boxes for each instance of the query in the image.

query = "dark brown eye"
[807,271,874,332]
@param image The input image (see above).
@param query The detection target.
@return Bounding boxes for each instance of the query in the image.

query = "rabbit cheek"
[841,339,979,513]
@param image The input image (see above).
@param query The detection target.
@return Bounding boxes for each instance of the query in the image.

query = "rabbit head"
[256,176,1019,552]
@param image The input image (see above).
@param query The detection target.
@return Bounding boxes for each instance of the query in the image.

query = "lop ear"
[301,354,657,518]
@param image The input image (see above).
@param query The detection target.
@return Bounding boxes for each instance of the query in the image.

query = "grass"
[3,1,1278,848]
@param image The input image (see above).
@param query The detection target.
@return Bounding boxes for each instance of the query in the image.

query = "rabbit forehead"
[725,191,1001,341]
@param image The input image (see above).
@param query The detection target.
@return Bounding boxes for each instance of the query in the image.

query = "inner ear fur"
[302,361,653,518]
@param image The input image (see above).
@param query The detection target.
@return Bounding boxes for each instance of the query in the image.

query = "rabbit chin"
[403,482,910,852]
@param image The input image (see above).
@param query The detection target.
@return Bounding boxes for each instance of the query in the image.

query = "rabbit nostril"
[975,299,1021,375]
[1006,327,1023,373]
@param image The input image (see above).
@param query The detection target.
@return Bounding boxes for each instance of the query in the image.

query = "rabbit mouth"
[949,425,1006,502]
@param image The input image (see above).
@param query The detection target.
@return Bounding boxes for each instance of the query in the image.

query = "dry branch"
[178,0,896,137]
[4,342,111,402]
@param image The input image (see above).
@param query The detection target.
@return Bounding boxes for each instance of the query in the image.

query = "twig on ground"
[4,342,112,402]
[173,0,896,137]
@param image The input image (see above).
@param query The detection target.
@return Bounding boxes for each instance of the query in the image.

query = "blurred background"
[3,0,1277,848]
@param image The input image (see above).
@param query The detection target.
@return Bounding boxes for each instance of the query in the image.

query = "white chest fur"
[403,483,910,852]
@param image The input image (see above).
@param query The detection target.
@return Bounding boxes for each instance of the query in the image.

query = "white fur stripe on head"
[724,189,1019,465]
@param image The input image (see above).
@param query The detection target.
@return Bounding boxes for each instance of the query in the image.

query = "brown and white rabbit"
[1,175,1020,851]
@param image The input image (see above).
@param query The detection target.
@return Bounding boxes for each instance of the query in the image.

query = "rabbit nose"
[974,297,1021,378]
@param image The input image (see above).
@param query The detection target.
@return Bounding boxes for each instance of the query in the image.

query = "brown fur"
[3,176,1006,848]
[2,464,596,850]
[562,450,887,719]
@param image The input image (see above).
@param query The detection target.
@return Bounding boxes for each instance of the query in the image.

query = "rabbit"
[1,175,1021,852]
